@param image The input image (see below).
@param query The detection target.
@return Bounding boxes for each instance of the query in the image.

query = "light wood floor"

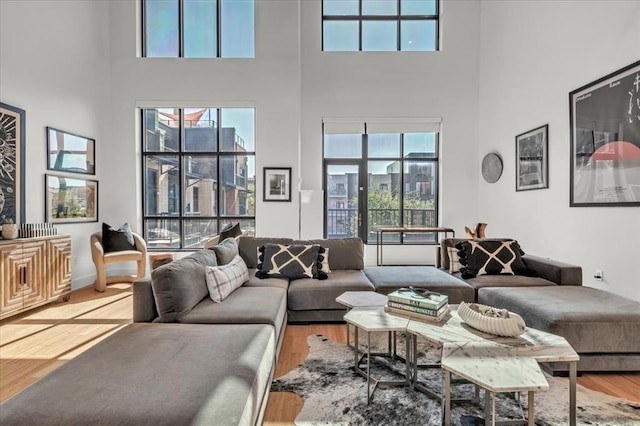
[1,285,639,424]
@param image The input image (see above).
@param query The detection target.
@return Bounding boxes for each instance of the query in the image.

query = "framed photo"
[570,60,640,206]
[0,102,26,225]
[263,167,291,202]
[45,174,98,223]
[515,124,548,191]
[47,127,95,175]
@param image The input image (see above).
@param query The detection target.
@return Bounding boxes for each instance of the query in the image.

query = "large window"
[142,0,254,58]
[322,0,439,51]
[142,107,255,249]
[323,121,439,244]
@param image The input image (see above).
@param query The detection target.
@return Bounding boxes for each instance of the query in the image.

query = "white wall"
[107,0,302,246]
[5,1,634,297]
[478,1,640,301]
[0,0,111,287]
[300,0,482,265]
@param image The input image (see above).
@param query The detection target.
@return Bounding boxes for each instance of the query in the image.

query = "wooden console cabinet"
[0,235,72,320]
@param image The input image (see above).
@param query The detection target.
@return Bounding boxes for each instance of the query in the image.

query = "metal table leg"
[570,361,577,426]
[443,369,451,426]
[528,391,535,426]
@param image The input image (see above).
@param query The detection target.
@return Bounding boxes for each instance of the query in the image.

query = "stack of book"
[384,288,450,323]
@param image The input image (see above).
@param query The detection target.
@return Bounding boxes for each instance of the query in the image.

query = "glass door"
[324,163,362,239]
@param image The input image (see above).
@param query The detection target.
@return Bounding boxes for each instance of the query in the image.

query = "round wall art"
[481,153,503,183]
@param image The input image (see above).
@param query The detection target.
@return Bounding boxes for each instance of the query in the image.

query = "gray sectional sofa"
[3,235,639,426]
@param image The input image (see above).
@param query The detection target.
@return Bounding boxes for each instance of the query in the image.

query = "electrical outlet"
[594,270,604,281]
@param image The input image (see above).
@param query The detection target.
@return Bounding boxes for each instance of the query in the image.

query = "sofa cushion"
[363,266,474,304]
[205,255,249,303]
[477,286,640,354]
[210,236,239,266]
[243,268,290,290]
[181,287,288,341]
[102,222,135,253]
[461,273,556,293]
[238,236,294,268]
[311,238,364,270]
[0,323,275,426]
[151,250,217,322]
[456,239,526,278]
[257,244,322,280]
[287,270,375,311]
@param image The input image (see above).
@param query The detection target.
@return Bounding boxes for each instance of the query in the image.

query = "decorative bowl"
[458,302,526,337]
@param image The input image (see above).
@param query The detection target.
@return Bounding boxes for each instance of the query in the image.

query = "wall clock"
[481,153,503,183]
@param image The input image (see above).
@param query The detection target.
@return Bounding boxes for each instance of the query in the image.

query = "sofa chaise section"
[0,323,276,426]
[478,286,640,373]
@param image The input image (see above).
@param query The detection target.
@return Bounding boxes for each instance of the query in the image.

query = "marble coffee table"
[336,291,388,349]
[343,306,411,403]
[407,307,579,426]
[441,342,549,426]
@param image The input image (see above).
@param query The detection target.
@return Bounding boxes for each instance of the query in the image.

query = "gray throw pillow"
[211,237,239,266]
[151,250,217,322]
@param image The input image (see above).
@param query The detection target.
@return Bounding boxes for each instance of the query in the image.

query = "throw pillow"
[211,237,239,266]
[205,255,249,303]
[318,247,331,274]
[219,222,242,241]
[455,239,526,279]
[151,250,217,322]
[447,247,461,273]
[256,243,325,280]
[102,222,136,253]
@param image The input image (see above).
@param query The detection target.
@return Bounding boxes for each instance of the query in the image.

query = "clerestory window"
[142,0,254,58]
[322,0,439,52]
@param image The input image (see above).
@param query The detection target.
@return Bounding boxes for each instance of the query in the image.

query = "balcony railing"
[327,208,436,241]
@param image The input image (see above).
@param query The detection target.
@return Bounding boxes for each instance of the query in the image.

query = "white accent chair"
[90,232,147,292]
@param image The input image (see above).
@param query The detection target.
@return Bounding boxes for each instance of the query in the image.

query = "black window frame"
[141,0,253,58]
[323,131,440,244]
[321,0,440,52]
[141,107,256,251]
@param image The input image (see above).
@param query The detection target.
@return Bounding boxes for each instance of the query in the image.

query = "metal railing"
[327,208,436,240]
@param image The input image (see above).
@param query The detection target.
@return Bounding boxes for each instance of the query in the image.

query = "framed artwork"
[570,60,640,206]
[515,124,549,191]
[0,102,26,225]
[45,174,98,223]
[263,167,291,202]
[47,127,96,175]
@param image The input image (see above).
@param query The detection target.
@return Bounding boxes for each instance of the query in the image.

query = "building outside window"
[322,0,439,52]
[323,121,439,244]
[142,107,255,249]
[142,0,254,58]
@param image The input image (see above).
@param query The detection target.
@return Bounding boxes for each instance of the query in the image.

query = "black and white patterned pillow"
[256,244,326,280]
[455,240,526,279]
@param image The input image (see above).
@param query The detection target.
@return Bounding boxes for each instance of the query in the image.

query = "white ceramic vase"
[2,224,18,240]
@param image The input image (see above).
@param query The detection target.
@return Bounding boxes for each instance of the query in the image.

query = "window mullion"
[178,0,184,57]
[217,0,222,57]
[399,134,405,242]
[397,0,401,51]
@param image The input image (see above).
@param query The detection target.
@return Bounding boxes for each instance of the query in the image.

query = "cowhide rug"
[271,334,640,425]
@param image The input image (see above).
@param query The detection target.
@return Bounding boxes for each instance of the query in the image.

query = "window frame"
[141,107,256,251]
[321,0,440,52]
[141,0,253,58]
[323,130,440,244]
